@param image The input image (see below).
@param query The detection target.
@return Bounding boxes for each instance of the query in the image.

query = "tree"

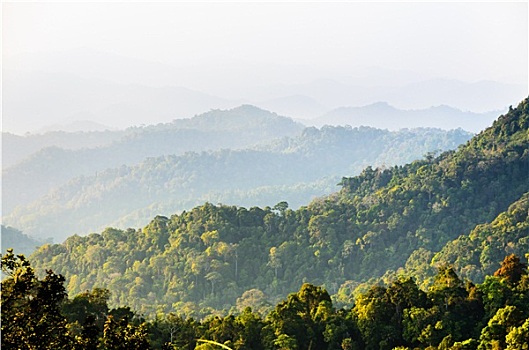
[387,276,427,320]
[494,254,528,286]
[267,284,332,350]
[1,249,74,349]
[505,317,529,350]
[62,287,111,331]
[102,315,151,350]
[234,308,266,350]
[427,265,484,343]
[268,247,283,279]
[428,265,466,311]
[402,306,442,347]
[478,305,524,350]
[353,285,402,350]
[236,289,270,316]
[273,202,289,215]
[205,271,223,296]
[479,275,513,318]
[76,314,100,350]
[274,334,298,350]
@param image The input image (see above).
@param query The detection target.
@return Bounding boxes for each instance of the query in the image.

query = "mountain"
[0,225,46,257]
[36,120,116,133]
[2,105,304,215]
[27,96,529,317]
[387,78,528,113]
[2,69,240,134]
[4,126,471,243]
[246,77,526,116]
[5,49,525,134]
[427,191,529,283]
[312,102,500,132]
[255,95,329,119]
[2,130,128,168]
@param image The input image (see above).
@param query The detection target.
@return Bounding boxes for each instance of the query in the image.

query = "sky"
[2,1,528,133]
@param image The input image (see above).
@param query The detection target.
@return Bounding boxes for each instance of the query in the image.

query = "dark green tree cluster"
[3,250,529,350]
[127,256,529,350]
[1,249,150,350]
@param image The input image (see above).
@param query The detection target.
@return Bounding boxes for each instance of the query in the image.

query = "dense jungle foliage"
[25,97,529,319]
[4,97,529,349]
[2,250,528,349]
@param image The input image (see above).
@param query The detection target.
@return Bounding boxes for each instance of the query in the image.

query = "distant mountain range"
[2,104,472,242]
[37,120,117,133]
[3,69,241,133]
[25,97,529,318]
[308,102,500,132]
[250,77,526,115]
[2,105,304,214]
[4,48,526,134]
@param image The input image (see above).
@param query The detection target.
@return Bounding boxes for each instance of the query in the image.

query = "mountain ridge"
[311,101,501,131]
[27,97,529,317]
[2,106,304,215]
[4,125,471,242]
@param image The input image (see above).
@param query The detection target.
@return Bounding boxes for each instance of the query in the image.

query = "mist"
[2,2,528,133]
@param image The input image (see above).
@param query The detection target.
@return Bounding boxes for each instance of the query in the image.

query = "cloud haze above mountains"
[3,2,528,134]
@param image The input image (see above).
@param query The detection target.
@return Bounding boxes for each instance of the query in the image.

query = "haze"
[2,2,528,134]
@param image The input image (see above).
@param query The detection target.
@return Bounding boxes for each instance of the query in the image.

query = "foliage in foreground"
[2,250,529,350]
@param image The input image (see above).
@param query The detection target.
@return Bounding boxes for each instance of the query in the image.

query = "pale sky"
[4,2,527,82]
[2,1,528,133]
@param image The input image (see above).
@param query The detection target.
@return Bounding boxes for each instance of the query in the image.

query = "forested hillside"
[0,225,46,257]
[426,192,529,281]
[2,129,126,168]
[3,105,304,215]
[28,98,529,319]
[4,124,470,242]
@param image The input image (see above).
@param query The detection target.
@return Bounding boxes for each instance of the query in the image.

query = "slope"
[428,192,529,283]
[28,97,528,316]
[2,105,304,215]
[2,129,126,168]
[6,127,470,242]
[0,225,46,257]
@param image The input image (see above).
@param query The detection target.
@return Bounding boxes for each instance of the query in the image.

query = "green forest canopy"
[24,97,529,320]
[2,250,529,349]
